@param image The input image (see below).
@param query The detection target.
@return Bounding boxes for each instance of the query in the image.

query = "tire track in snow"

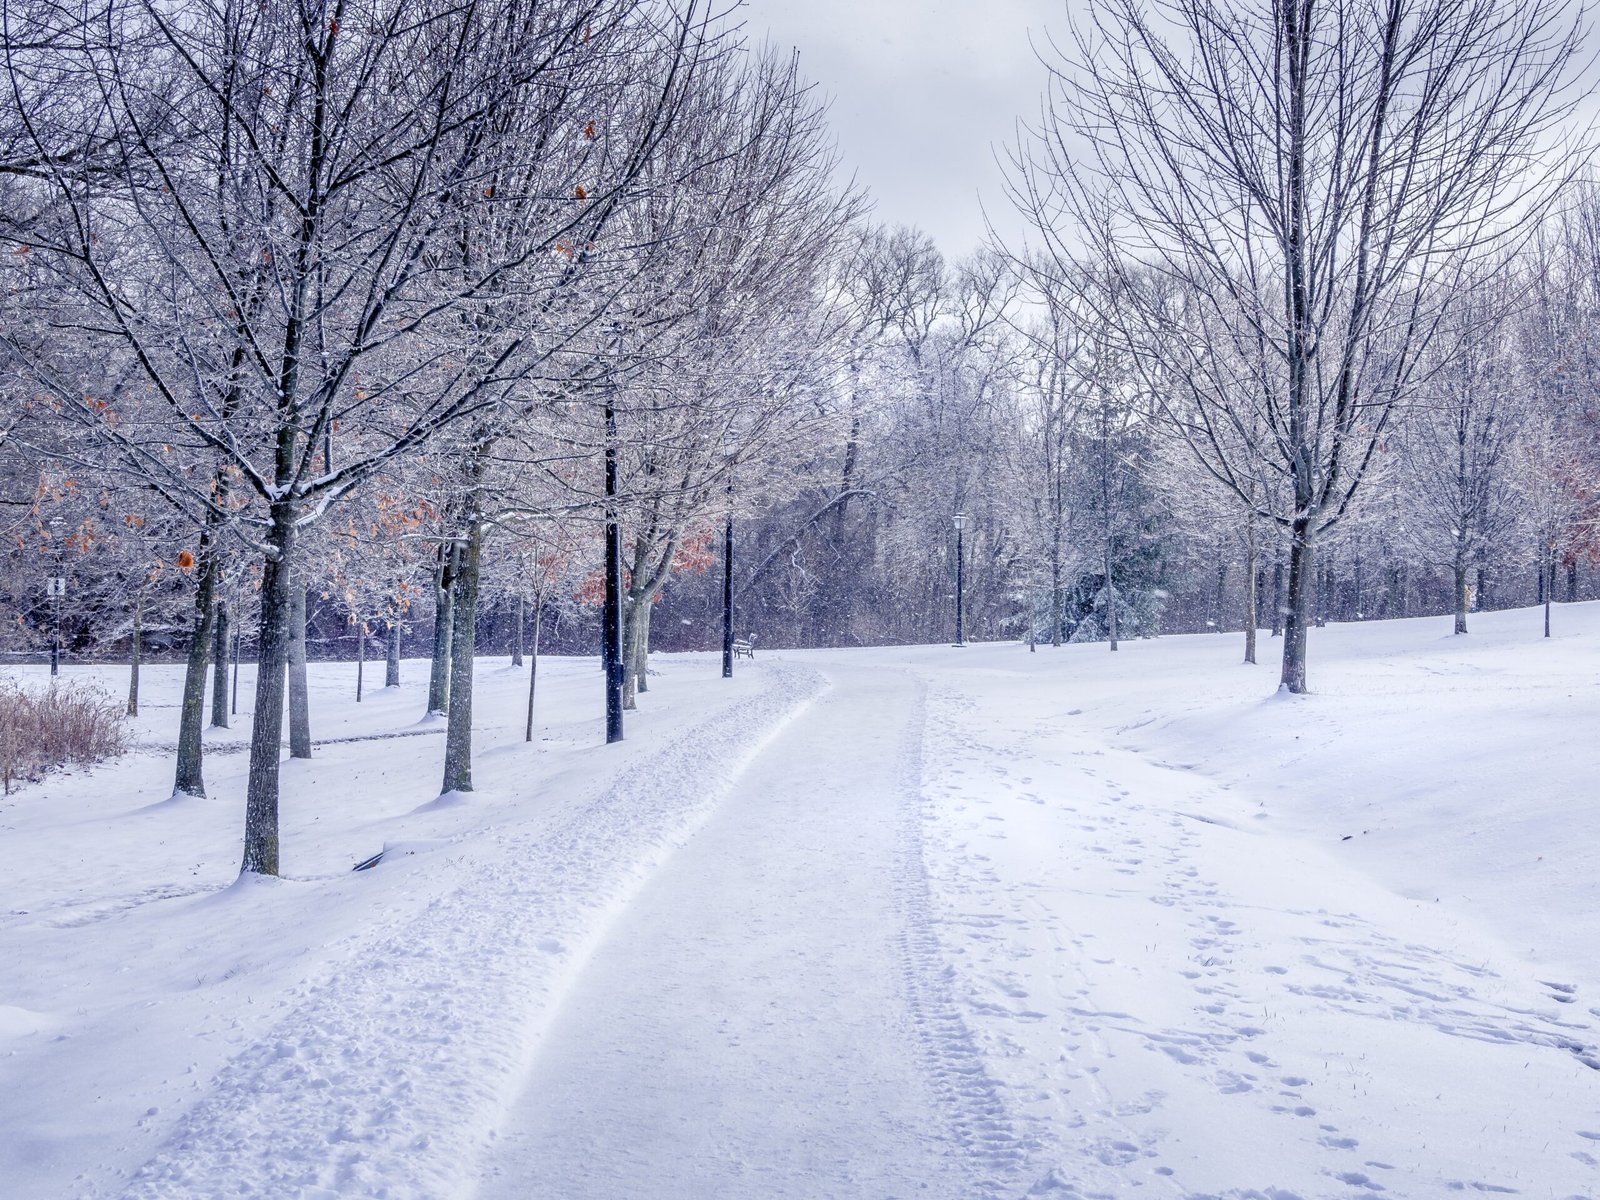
[105,662,828,1200]
[894,672,1031,1198]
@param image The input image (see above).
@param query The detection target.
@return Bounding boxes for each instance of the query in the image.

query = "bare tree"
[1011,0,1586,690]
[1007,255,1091,646]
[3,0,721,872]
[1398,283,1525,635]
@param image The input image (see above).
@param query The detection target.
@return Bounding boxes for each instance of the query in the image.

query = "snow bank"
[0,655,821,1199]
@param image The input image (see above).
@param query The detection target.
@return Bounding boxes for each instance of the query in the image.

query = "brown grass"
[0,679,129,795]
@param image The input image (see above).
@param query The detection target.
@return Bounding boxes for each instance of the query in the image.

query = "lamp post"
[721,506,734,680]
[47,576,65,675]
[721,438,736,679]
[953,512,967,647]
[602,338,624,744]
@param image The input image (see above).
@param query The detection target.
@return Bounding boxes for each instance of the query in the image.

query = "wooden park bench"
[732,634,756,660]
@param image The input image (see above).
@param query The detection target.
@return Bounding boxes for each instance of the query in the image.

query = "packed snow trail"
[470,640,1600,1199]
[473,660,1018,1200]
[93,662,829,1200]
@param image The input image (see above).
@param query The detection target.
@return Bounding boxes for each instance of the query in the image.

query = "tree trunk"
[242,506,297,876]
[287,574,311,759]
[1544,553,1554,639]
[620,529,654,709]
[1243,519,1258,665]
[174,538,220,797]
[231,624,241,716]
[210,596,230,729]
[1271,554,1285,637]
[635,600,652,695]
[620,596,645,709]
[1049,542,1063,647]
[441,510,483,794]
[525,599,543,744]
[1213,556,1229,633]
[1104,538,1119,651]
[512,593,525,667]
[356,620,366,703]
[385,620,402,688]
[1453,551,1469,635]
[427,545,456,715]
[127,593,142,717]
[1567,558,1578,603]
[1280,521,1313,694]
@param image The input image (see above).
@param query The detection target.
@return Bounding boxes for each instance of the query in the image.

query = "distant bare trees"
[1396,283,1525,635]
[1010,0,1586,690]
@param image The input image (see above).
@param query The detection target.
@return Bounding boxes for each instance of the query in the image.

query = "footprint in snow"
[1090,1138,1142,1167]
[1332,1170,1383,1190]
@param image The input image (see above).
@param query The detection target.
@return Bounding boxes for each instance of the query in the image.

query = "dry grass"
[0,679,129,795]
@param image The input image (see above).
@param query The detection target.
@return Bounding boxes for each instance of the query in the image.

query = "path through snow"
[474,637,1600,1199]
[5,611,1600,1199]
[474,661,1017,1199]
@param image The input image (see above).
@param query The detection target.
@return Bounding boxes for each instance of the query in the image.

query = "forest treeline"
[1,0,1594,871]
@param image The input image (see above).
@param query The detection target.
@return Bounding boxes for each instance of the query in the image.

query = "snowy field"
[2,605,1598,1200]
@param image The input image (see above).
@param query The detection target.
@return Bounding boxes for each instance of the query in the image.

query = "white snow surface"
[2,604,1598,1199]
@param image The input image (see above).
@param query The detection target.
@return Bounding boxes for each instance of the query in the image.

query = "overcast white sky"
[736,0,1065,257]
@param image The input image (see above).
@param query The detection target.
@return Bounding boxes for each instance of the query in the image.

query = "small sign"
[46,577,66,597]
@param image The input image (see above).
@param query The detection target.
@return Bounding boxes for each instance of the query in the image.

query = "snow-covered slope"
[1,605,1596,1199]
[901,603,1600,1198]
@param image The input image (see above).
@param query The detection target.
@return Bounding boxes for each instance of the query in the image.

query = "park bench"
[732,635,756,660]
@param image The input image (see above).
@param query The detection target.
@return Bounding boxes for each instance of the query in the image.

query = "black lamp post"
[721,506,734,679]
[602,349,624,744]
[49,576,63,675]
[721,439,736,679]
[953,512,967,647]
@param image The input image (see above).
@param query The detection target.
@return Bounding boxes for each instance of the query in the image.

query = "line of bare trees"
[3,0,1597,878]
[1006,0,1590,692]
[0,0,860,875]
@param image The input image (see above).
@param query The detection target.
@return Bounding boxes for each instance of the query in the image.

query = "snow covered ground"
[2,604,1597,1199]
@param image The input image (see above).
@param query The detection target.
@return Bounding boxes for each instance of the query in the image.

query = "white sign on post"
[46,577,66,597]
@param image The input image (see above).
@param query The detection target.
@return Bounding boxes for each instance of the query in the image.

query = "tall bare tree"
[1010,0,1586,690]
[3,0,720,872]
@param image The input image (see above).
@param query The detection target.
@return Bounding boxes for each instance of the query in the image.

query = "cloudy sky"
[737,0,1065,256]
